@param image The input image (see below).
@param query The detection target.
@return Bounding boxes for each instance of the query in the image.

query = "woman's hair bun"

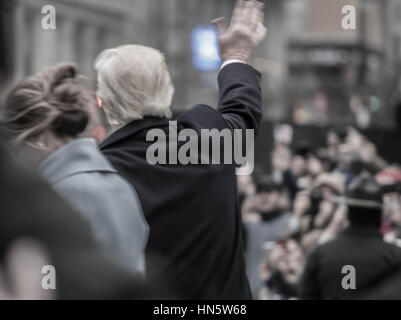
[1,64,93,144]
[51,108,89,138]
[51,64,76,87]
[48,64,91,138]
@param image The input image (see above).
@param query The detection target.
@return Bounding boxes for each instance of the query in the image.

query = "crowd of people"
[240,127,401,299]
[1,0,401,300]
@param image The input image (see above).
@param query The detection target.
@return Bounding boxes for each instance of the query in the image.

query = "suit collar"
[100,116,169,149]
[40,138,116,185]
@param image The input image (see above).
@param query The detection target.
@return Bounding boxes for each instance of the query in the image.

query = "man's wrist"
[220,59,247,70]
[221,54,249,65]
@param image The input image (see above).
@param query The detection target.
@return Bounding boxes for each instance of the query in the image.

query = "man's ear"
[0,239,55,300]
[91,125,106,143]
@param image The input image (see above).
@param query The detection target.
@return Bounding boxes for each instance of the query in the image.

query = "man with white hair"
[96,0,267,299]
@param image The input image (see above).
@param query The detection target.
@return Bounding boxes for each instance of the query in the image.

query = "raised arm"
[212,0,267,132]
[178,0,267,134]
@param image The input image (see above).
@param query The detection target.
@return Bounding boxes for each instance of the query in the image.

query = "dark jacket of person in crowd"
[356,269,401,299]
[299,173,401,299]
[100,62,262,299]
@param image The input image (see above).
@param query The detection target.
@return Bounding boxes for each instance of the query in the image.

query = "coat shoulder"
[177,104,229,131]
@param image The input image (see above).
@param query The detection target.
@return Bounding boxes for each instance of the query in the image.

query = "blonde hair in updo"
[1,64,92,146]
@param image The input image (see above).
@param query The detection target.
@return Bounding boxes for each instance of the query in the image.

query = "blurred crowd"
[239,126,401,299]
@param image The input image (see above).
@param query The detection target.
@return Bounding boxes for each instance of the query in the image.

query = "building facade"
[272,0,401,128]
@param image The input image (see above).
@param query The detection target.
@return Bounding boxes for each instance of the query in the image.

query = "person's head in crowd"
[242,176,289,223]
[0,64,106,160]
[286,173,346,250]
[346,172,383,229]
[254,178,289,220]
[327,127,347,147]
[316,149,336,172]
[300,173,344,230]
[326,127,347,161]
[94,44,174,130]
[346,127,364,147]
[271,143,291,172]
[290,141,311,177]
[256,179,282,207]
[306,153,324,177]
[290,155,306,177]
[259,237,304,299]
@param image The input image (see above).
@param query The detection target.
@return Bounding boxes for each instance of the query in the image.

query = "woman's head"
[1,64,94,153]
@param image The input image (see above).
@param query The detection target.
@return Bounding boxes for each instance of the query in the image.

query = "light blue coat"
[40,138,148,275]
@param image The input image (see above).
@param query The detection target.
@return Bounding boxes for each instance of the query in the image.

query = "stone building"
[1,0,134,101]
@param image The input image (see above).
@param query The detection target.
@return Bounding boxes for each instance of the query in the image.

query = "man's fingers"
[233,0,246,15]
[242,0,255,22]
[211,17,227,36]
[239,1,263,30]
[231,0,246,25]
[251,1,265,25]
[250,3,264,29]
[255,22,267,42]
[254,1,265,11]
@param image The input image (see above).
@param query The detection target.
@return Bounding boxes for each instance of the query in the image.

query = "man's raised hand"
[212,0,267,65]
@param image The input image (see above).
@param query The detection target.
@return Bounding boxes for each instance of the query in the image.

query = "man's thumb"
[211,17,227,36]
